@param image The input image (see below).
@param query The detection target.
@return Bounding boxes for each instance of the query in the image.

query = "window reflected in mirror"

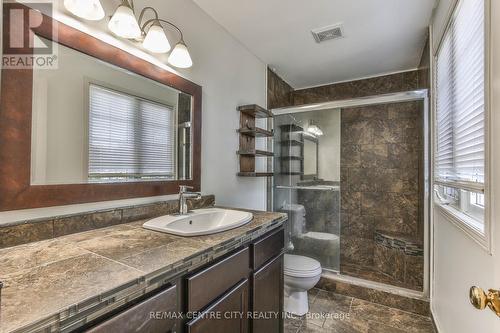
[31,38,193,185]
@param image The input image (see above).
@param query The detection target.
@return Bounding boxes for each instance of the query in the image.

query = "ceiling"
[193,0,436,89]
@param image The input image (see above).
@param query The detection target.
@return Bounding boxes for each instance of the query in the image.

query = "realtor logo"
[2,1,58,69]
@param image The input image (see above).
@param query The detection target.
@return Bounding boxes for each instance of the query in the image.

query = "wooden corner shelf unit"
[237,104,274,177]
[279,124,305,176]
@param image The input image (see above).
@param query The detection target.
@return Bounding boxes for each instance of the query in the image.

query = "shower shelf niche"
[236,104,274,177]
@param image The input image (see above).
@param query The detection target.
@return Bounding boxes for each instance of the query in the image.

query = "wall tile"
[53,210,122,237]
[340,214,375,239]
[341,144,361,167]
[340,236,374,267]
[340,190,361,214]
[374,244,405,281]
[405,255,424,289]
[267,68,293,109]
[340,101,423,287]
[0,220,53,249]
[1,195,216,248]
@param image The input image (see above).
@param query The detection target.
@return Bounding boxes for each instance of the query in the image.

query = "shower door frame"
[268,89,431,299]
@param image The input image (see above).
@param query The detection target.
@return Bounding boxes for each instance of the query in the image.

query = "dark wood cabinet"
[83,227,285,333]
[252,254,284,333]
[251,228,284,269]
[187,247,250,312]
[186,279,249,333]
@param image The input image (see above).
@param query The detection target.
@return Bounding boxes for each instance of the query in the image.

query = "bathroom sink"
[142,208,253,236]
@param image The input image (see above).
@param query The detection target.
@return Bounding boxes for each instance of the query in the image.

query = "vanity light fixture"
[142,23,171,53]
[306,121,324,137]
[108,1,141,39]
[69,1,194,68]
[168,41,193,68]
[139,9,192,66]
[63,0,105,21]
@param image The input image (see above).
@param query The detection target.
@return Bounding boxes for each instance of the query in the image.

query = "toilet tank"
[280,204,306,237]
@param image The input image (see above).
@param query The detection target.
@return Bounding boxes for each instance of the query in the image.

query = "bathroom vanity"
[85,226,284,333]
[0,209,286,333]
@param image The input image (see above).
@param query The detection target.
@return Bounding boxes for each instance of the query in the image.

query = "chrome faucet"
[178,185,202,215]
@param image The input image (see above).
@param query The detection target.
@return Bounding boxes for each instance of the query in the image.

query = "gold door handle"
[469,286,500,317]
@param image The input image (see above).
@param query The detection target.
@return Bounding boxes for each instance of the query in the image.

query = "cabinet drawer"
[85,285,177,333]
[186,279,249,333]
[251,228,284,270]
[187,247,250,312]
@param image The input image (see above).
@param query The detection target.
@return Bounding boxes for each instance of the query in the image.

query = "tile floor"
[284,289,435,333]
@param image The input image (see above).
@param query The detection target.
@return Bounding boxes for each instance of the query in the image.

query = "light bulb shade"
[168,42,193,68]
[143,24,171,53]
[64,0,105,20]
[108,5,141,39]
[307,124,323,136]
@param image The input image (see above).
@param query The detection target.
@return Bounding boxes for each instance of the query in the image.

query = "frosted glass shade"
[143,25,171,53]
[64,0,105,21]
[168,42,193,68]
[307,125,323,136]
[108,5,141,39]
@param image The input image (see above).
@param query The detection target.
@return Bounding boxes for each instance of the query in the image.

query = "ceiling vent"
[311,24,344,43]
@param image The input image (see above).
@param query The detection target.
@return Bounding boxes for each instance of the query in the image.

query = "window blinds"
[88,84,175,181]
[435,0,485,192]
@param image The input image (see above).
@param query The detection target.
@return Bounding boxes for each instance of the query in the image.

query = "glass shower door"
[273,109,341,272]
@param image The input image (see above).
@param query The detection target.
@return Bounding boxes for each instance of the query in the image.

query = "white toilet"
[280,204,323,315]
[284,254,322,315]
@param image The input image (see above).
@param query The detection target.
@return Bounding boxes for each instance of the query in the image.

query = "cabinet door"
[252,254,284,333]
[186,279,249,333]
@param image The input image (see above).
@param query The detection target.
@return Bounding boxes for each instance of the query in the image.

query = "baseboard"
[430,304,442,332]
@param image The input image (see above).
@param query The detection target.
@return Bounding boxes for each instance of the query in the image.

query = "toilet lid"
[284,254,322,277]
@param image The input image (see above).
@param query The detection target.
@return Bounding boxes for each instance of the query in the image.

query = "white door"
[430,0,500,332]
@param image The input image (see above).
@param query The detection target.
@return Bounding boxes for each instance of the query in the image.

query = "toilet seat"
[284,254,322,277]
[303,231,339,241]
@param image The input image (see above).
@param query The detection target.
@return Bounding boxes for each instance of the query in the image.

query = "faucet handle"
[179,185,193,193]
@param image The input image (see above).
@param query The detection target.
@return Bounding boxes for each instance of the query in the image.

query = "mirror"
[303,135,318,179]
[31,39,193,185]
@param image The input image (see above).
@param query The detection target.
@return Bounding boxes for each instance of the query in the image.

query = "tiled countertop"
[0,209,287,333]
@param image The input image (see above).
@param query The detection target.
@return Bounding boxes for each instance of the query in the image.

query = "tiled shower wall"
[340,102,424,290]
[267,68,293,109]
[267,38,429,290]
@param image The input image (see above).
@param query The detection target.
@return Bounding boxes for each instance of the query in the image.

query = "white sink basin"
[142,208,253,236]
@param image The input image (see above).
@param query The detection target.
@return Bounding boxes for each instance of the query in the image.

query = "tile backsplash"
[0,195,215,249]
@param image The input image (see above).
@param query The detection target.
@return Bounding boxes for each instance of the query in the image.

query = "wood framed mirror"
[0,3,202,211]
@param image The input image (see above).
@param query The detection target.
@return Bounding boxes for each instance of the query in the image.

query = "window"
[88,84,176,182]
[434,0,486,234]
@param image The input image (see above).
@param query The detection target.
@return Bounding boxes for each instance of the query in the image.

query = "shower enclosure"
[270,90,430,295]
[273,109,341,272]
